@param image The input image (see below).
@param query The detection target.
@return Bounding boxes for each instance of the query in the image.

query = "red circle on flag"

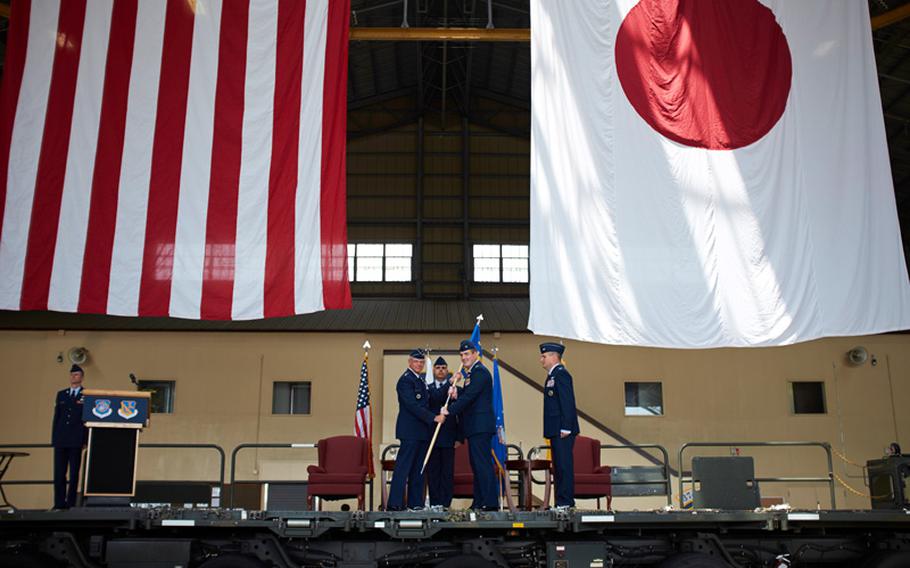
[615,0,792,150]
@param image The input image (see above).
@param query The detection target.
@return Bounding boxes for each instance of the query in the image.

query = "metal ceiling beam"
[872,3,910,31]
[350,6,900,42]
[350,27,530,42]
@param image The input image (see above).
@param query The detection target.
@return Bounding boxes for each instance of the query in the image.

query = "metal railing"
[526,442,672,505]
[0,443,226,505]
[228,443,374,510]
[602,444,672,506]
[139,443,226,495]
[677,441,836,508]
[379,443,525,466]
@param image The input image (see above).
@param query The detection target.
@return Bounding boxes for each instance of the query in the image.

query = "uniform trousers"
[388,440,428,510]
[467,434,499,510]
[550,434,576,507]
[426,446,454,507]
[54,446,82,509]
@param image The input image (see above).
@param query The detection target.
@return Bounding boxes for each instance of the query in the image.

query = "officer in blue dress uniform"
[52,364,88,509]
[441,340,498,511]
[540,342,580,508]
[426,356,458,508]
[388,350,445,511]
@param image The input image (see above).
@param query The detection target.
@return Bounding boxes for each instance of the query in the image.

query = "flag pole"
[420,314,482,474]
[362,340,374,479]
[420,367,463,475]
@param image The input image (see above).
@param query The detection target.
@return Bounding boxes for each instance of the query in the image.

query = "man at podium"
[52,364,88,509]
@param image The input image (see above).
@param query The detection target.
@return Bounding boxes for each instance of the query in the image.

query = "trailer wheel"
[658,552,729,567]
[197,554,265,568]
[0,552,58,568]
[436,555,499,568]
[862,551,910,568]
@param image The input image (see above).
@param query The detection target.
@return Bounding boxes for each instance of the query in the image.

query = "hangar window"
[473,244,529,283]
[347,243,413,282]
[790,381,826,414]
[624,382,663,416]
[272,381,312,415]
[137,380,175,414]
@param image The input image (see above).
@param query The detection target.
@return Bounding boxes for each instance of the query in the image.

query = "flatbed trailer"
[1,508,909,568]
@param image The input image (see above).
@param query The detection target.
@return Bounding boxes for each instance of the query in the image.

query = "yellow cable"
[830,447,867,469]
[832,471,891,500]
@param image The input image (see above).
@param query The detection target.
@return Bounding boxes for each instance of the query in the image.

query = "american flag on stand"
[354,349,374,478]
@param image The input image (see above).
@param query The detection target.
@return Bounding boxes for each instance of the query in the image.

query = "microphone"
[129,373,139,387]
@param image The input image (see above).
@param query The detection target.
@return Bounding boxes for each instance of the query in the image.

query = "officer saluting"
[539,342,580,509]
[426,357,457,508]
[52,364,88,509]
[441,340,498,511]
[388,349,445,511]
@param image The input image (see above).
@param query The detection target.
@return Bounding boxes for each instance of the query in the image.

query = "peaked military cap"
[70,364,84,374]
[409,349,426,360]
[459,339,478,352]
[539,342,565,355]
[434,356,448,366]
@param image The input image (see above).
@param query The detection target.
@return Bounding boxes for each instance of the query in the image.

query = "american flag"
[354,351,373,477]
[0,0,352,320]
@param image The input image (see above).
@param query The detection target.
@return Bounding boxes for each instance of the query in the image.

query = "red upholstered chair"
[573,436,613,509]
[306,436,369,510]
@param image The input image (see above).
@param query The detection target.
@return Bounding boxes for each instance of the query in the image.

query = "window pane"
[385,243,413,257]
[357,243,383,257]
[474,257,500,282]
[792,382,826,414]
[138,380,175,414]
[385,256,412,282]
[502,257,529,283]
[473,244,500,258]
[273,382,311,415]
[356,256,383,282]
[502,244,528,258]
[624,382,663,416]
[290,383,311,415]
[347,244,356,282]
[272,382,291,414]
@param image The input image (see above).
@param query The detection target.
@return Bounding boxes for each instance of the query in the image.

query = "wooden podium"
[80,389,151,502]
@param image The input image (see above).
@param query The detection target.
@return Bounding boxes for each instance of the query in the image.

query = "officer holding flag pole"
[387,349,446,511]
[440,337,498,511]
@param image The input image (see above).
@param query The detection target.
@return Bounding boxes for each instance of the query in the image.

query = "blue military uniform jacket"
[447,361,495,437]
[428,379,459,447]
[52,387,88,448]
[543,364,580,438]
[395,368,437,441]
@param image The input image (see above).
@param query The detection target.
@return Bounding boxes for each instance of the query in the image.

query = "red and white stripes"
[0,0,351,319]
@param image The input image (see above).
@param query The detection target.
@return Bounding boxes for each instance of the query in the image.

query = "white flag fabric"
[0,0,351,320]
[529,0,910,348]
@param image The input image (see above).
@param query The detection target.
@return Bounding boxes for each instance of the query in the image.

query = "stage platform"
[2,507,909,566]
[3,507,910,536]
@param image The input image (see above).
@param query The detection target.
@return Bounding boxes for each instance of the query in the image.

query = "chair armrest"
[307,465,327,475]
